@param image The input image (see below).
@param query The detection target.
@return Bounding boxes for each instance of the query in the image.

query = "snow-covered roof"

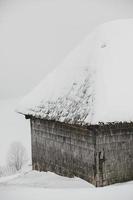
[17,19,133,125]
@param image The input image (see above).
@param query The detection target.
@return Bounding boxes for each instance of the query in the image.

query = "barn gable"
[17,19,133,125]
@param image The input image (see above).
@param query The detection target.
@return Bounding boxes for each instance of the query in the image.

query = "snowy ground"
[0,169,133,200]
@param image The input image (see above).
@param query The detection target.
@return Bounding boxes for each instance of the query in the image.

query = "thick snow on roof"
[17,19,133,125]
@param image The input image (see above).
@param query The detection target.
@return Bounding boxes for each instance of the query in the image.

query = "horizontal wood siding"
[30,118,96,185]
[30,118,133,187]
[94,124,133,186]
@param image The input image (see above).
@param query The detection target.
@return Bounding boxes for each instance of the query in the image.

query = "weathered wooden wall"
[93,123,133,186]
[30,117,133,187]
[30,118,96,185]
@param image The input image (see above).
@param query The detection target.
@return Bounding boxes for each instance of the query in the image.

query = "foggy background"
[0,0,133,165]
[0,0,133,99]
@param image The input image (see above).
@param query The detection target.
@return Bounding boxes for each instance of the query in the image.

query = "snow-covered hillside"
[0,98,31,165]
[0,170,133,200]
[17,19,133,125]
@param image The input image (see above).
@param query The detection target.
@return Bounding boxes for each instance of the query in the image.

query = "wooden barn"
[17,20,133,187]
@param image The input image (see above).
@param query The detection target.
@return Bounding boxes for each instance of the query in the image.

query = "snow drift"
[17,19,133,125]
[0,170,133,200]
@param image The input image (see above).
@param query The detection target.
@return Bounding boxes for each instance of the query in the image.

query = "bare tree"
[7,142,28,171]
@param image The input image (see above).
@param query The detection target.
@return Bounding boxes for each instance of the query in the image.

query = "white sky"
[0,0,133,99]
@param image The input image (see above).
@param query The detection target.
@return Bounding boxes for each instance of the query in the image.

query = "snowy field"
[0,169,133,200]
